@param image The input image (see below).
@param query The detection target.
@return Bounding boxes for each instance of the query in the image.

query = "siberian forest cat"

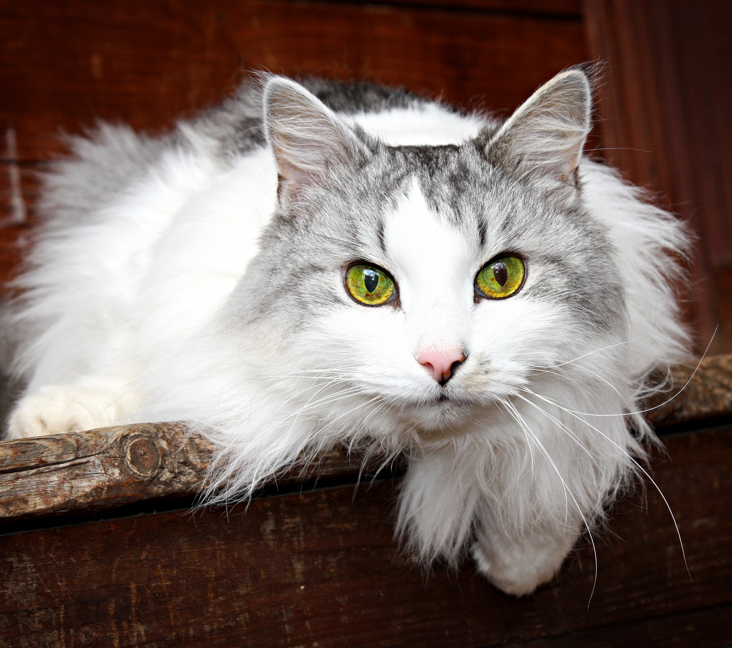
[5,67,690,596]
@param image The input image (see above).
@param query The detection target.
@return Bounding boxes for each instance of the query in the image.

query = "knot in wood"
[123,434,162,478]
[79,624,97,643]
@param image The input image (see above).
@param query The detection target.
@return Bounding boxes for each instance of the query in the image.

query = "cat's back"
[42,77,483,229]
[197,76,488,154]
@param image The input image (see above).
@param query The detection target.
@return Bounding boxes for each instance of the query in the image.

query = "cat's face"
[233,145,623,435]
[225,73,626,436]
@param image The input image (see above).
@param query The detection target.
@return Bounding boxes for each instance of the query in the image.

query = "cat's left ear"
[485,68,591,190]
[264,77,367,211]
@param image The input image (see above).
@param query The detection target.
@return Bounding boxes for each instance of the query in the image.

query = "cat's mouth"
[399,389,479,435]
[382,384,480,427]
[419,387,474,413]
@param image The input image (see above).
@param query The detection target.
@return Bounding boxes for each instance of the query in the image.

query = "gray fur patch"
[228,129,623,338]
[40,75,623,345]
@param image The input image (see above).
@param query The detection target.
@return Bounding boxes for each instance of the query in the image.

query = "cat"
[4,67,690,596]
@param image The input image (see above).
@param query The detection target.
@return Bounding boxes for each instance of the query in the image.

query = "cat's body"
[5,69,689,595]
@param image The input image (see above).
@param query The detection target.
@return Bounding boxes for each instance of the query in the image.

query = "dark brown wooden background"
[2,1,730,352]
[1,3,731,645]
[584,0,732,354]
[1,0,730,351]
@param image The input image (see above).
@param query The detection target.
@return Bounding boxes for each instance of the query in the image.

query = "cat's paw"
[471,530,577,596]
[8,385,114,438]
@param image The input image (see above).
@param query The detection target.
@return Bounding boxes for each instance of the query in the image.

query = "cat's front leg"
[7,377,135,438]
[471,518,581,596]
[398,444,582,596]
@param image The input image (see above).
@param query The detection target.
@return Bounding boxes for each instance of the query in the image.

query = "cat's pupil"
[364,268,379,293]
[493,262,508,286]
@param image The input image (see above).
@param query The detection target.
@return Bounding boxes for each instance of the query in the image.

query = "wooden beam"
[1,424,730,646]
[1,354,730,522]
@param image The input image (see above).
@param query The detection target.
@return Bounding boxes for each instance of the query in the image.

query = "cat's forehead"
[375,145,534,254]
[304,138,607,272]
[384,180,477,271]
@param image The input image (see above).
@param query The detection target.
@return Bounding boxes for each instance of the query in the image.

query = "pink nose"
[418,348,466,385]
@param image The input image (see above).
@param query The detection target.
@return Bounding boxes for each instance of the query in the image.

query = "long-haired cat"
[5,67,690,595]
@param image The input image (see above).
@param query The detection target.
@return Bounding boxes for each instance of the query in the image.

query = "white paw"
[8,385,114,438]
[472,529,578,596]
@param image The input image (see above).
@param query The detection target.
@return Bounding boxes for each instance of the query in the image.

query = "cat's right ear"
[263,77,366,212]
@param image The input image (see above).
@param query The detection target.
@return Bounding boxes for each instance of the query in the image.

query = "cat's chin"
[398,393,482,436]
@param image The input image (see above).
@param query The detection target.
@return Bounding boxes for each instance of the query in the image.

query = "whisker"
[527,388,690,580]
[316,394,386,438]
[499,399,536,474]
[543,339,635,369]
[491,390,599,604]
[514,390,601,471]
[506,400,600,605]
[533,333,713,420]
[533,364,626,403]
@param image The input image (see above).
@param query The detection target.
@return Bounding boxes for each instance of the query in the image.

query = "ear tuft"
[487,69,592,186]
[263,77,362,209]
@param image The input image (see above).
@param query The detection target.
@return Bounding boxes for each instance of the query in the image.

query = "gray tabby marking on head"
[240,72,621,337]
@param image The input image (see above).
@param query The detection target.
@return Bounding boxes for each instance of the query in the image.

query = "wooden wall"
[0,0,588,286]
[583,0,732,354]
[3,1,730,351]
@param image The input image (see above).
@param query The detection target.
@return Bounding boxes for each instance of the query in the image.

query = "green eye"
[345,264,396,306]
[475,255,525,299]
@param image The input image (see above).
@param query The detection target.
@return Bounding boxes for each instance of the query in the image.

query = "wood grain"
[0,424,209,519]
[583,0,732,354]
[645,353,732,426]
[0,423,369,521]
[0,425,730,647]
[1,354,730,522]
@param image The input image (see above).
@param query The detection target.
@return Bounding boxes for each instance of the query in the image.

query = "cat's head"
[228,70,626,436]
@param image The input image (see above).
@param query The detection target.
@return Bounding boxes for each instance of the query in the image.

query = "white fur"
[6,74,690,596]
[349,104,484,146]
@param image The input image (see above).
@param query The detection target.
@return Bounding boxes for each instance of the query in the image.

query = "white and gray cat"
[5,68,689,595]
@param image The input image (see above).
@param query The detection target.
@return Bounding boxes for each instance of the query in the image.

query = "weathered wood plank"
[0,424,367,520]
[0,426,730,647]
[0,424,209,519]
[645,353,732,425]
[517,604,732,647]
[0,354,730,522]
